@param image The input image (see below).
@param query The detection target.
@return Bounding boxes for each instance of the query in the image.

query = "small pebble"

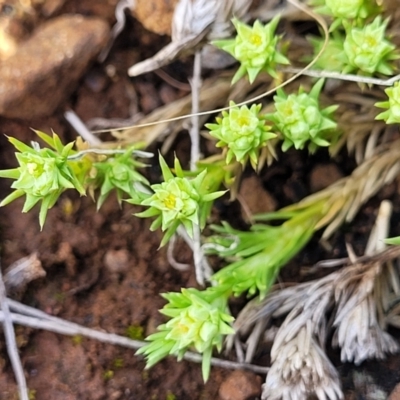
[132,0,178,35]
[104,249,130,275]
[240,175,277,216]
[389,383,400,400]
[219,370,262,400]
[309,163,343,193]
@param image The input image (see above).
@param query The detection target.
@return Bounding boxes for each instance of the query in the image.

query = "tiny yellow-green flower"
[213,16,289,83]
[206,102,276,169]
[375,81,400,124]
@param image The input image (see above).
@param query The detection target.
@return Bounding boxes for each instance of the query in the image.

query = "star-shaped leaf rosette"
[131,155,226,247]
[136,286,233,382]
[266,79,338,152]
[375,81,400,124]
[206,101,276,170]
[310,0,380,31]
[213,15,289,84]
[341,16,398,76]
[0,131,86,229]
[90,146,150,209]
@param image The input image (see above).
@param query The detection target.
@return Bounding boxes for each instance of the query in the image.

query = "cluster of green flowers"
[375,81,400,124]
[0,131,150,228]
[266,79,338,152]
[213,15,289,84]
[206,101,276,168]
[309,0,398,77]
[310,0,380,30]
[2,3,400,385]
[0,132,86,229]
[91,146,149,209]
[206,80,338,157]
[131,155,225,247]
[137,287,233,381]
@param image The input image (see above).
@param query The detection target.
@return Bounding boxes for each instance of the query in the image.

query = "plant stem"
[189,50,202,171]
[0,261,29,400]
[2,299,270,375]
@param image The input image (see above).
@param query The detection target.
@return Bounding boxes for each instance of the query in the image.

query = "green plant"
[1,7,399,391]
[131,155,225,247]
[266,79,338,152]
[310,0,379,30]
[91,145,149,208]
[205,101,276,169]
[0,132,86,229]
[0,132,150,228]
[213,15,289,83]
[136,287,233,381]
[375,81,400,124]
[342,16,398,75]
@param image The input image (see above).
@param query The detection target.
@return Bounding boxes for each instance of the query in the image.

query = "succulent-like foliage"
[325,0,369,19]
[375,82,400,124]
[213,16,289,84]
[132,155,225,247]
[307,33,347,72]
[342,17,398,76]
[206,102,276,169]
[92,147,149,209]
[136,287,234,381]
[266,79,338,152]
[208,204,323,298]
[0,131,86,229]
[309,0,380,30]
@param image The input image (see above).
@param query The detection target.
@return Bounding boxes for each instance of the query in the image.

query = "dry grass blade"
[280,139,400,239]
[234,202,400,400]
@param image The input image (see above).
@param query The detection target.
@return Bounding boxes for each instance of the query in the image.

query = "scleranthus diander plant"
[0,131,86,229]
[205,101,276,169]
[136,286,233,381]
[2,6,400,391]
[310,0,380,30]
[375,81,400,124]
[213,15,289,83]
[266,79,338,152]
[130,154,225,247]
[90,145,150,209]
[342,16,398,76]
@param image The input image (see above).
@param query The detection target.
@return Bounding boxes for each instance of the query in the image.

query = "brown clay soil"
[1,1,400,400]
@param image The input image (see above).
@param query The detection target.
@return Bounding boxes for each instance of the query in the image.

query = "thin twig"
[189,50,202,171]
[282,68,400,87]
[64,110,103,146]
[167,235,190,271]
[188,50,211,285]
[1,300,269,374]
[0,263,29,400]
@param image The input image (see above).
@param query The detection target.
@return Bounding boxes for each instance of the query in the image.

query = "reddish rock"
[240,175,277,216]
[309,163,343,193]
[0,14,109,119]
[219,370,262,400]
[133,0,179,36]
[389,383,400,400]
